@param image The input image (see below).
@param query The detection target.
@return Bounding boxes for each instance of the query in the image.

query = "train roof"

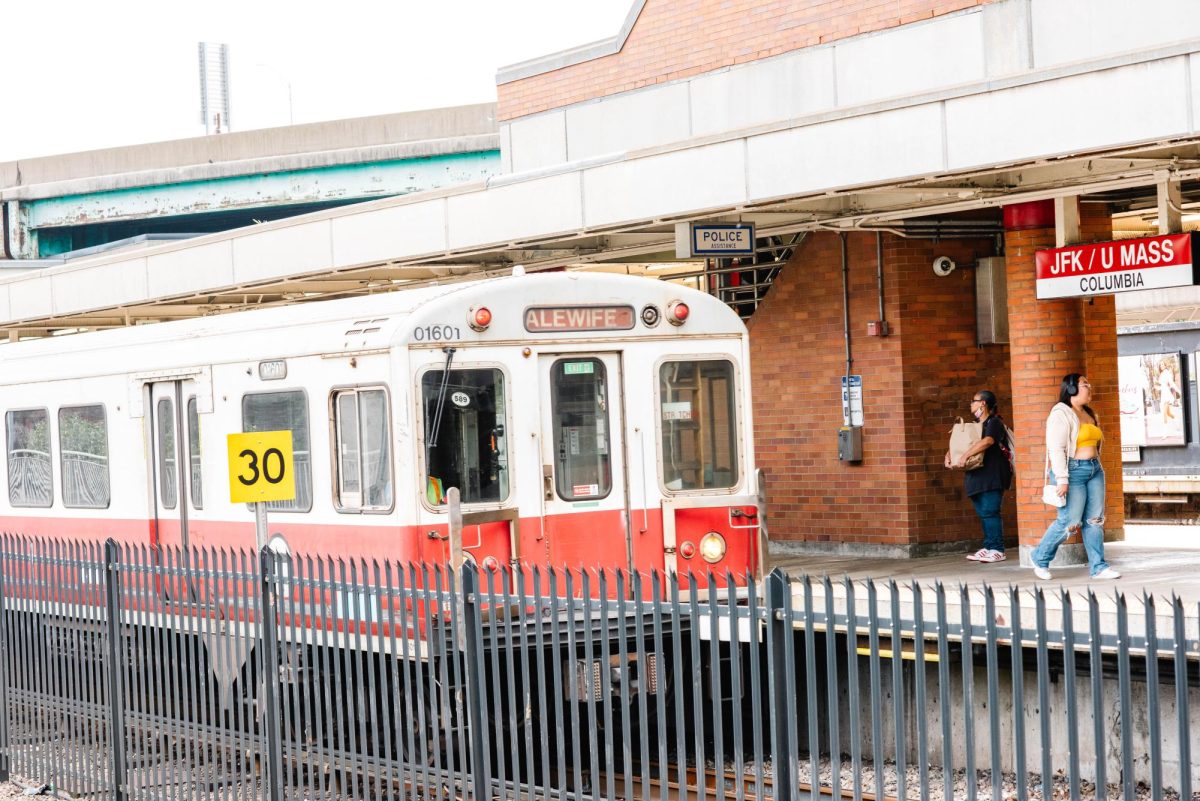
[0,272,745,385]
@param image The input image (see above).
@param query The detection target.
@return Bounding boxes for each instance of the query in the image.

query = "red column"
[1004,200,1122,567]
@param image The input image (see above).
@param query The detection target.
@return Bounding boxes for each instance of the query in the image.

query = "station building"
[4,0,1200,565]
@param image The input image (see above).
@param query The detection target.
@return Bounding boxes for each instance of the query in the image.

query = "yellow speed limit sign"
[227,431,296,504]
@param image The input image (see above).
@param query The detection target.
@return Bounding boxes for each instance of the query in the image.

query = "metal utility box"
[976,257,1009,344]
[838,426,863,462]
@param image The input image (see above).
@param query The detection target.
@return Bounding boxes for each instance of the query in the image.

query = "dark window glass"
[187,398,203,510]
[421,369,509,505]
[242,391,312,512]
[60,405,110,509]
[333,388,392,511]
[7,409,52,507]
[550,359,611,501]
[156,398,177,509]
[659,360,739,490]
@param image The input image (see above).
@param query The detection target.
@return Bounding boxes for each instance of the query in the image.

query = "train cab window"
[421,368,509,505]
[156,398,178,509]
[59,405,110,509]
[659,360,739,491]
[187,398,202,510]
[550,358,612,501]
[6,409,52,508]
[242,391,312,512]
[332,388,393,512]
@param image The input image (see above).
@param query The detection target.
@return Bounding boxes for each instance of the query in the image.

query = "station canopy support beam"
[1055,195,1081,247]
[1157,173,1183,234]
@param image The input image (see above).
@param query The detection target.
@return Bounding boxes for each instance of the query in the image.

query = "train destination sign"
[227,430,296,504]
[524,305,635,332]
[1035,232,1197,299]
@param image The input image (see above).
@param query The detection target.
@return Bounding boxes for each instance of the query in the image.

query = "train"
[0,269,764,578]
[0,270,768,791]
[1118,319,1200,522]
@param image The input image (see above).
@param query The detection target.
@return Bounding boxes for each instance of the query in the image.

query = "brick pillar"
[1006,199,1123,567]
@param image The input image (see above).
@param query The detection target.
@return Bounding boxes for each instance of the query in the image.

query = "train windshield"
[421,368,509,505]
[659,359,739,490]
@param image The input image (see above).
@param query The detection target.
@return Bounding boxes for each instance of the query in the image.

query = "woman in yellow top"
[1030,373,1120,580]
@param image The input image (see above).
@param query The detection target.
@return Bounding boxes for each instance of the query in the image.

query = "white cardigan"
[1045,402,1102,484]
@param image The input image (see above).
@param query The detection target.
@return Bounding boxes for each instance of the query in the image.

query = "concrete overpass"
[1,103,498,263]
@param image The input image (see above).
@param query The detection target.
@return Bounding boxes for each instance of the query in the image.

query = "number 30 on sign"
[227,431,296,504]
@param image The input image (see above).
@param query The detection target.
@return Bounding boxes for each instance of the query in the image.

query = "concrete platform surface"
[768,542,1200,653]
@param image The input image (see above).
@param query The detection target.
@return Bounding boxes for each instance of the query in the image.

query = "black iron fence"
[0,534,1196,801]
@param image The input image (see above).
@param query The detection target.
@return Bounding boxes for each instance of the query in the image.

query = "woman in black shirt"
[944,389,1012,562]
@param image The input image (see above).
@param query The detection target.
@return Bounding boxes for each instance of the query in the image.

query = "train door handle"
[543,464,554,501]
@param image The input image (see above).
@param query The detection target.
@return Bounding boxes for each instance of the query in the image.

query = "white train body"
[0,272,762,582]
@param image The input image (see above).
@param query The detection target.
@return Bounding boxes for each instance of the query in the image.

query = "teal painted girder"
[26,150,500,230]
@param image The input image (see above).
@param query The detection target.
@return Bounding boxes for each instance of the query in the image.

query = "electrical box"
[975,257,1009,344]
[838,426,863,462]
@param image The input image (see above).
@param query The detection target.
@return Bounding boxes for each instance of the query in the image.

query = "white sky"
[0,0,632,162]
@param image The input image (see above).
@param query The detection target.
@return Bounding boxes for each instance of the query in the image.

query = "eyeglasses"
[971,398,983,403]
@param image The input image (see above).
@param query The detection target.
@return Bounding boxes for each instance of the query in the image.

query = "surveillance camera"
[932,256,956,277]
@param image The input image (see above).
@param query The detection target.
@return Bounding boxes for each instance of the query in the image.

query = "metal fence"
[0,534,1196,801]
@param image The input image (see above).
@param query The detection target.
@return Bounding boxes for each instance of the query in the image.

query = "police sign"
[675,222,756,257]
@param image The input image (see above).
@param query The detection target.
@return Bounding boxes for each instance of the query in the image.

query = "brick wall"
[499,0,998,121]
[748,228,1008,552]
[1005,201,1123,554]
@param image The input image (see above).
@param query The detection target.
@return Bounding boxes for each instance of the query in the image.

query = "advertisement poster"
[1117,352,1186,446]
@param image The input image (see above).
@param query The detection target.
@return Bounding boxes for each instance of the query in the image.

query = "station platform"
[768,538,1200,654]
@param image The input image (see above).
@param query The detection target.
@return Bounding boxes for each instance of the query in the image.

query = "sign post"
[227,430,296,549]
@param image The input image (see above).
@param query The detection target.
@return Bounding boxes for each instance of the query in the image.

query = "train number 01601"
[413,325,461,342]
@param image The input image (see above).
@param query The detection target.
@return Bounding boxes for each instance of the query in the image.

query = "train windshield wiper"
[427,347,457,449]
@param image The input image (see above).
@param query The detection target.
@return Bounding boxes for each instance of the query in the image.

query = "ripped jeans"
[1032,458,1110,576]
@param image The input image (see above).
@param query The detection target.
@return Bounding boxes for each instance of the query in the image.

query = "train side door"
[538,353,632,575]
[148,381,198,554]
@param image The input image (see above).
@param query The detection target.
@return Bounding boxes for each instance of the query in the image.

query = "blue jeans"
[1032,458,1110,576]
[969,489,1005,552]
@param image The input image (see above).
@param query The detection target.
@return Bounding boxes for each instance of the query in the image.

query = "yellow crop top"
[1077,423,1103,448]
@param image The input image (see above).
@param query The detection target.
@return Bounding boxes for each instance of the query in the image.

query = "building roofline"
[495,0,646,85]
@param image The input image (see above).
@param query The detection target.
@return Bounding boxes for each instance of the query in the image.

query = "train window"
[332,388,393,512]
[242,390,312,513]
[659,360,739,491]
[421,368,509,505]
[59,405,110,509]
[550,358,612,501]
[187,398,202,510]
[156,398,178,509]
[6,408,53,508]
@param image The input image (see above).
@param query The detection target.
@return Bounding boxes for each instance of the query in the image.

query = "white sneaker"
[1093,567,1121,580]
[966,548,990,561]
[1033,566,1052,581]
[977,550,1007,563]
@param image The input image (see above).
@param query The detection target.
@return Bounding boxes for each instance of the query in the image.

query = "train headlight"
[667,301,690,326]
[678,541,696,559]
[698,532,726,564]
[469,306,493,332]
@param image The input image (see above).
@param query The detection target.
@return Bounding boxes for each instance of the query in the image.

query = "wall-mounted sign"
[1035,232,1197,299]
[841,375,864,426]
[675,222,756,257]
